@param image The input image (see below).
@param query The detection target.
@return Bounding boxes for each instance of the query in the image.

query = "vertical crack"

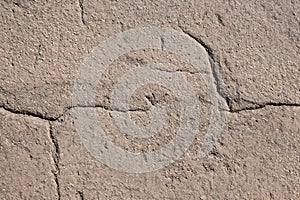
[49,122,61,200]
[178,27,230,109]
[78,0,86,26]
[160,36,165,50]
[33,43,42,69]
[208,57,231,108]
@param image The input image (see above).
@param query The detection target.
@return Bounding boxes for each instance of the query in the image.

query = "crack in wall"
[2,26,300,198]
[160,36,165,51]
[49,122,61,200]
[72,104,151,113]
[149,63,209,74]
[177,27,300,112]
[2,98,299,120]
[0,104,60,121]
[78,0,86,26]
[178,27,230,108]
[178,27,214,59]
[0,104,154,121]
[1,23,299,116]
[1,21,299,198]
[208,56,230,107]
[1,78,299,199]
[229,98,300,113]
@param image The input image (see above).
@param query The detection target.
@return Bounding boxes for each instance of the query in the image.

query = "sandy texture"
[53,106,299,199]
[0,108,58,199]
[0,0,299,199]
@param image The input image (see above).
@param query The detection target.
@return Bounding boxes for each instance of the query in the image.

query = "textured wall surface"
[0,0,299,199]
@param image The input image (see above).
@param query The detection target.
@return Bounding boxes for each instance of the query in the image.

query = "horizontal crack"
[149,64,209,74]
[229,99,300,113]
[1,99,299,121]
[73,104,151,113]
[0,105,61,121]
[0,104,152,121]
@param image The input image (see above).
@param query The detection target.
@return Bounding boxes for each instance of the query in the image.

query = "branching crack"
[1,25,299,199]
[177,26,300,112]
[78,0,86,26]
[49,122,61,200]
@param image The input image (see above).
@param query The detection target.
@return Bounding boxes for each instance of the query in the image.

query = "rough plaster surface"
[0,0,299,199]
[0,108,58,199]
[52,106,299,199]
